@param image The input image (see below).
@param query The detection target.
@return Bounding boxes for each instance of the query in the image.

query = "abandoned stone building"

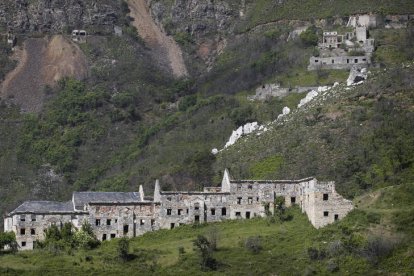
[308,26,374,70]
[3,169,353,250]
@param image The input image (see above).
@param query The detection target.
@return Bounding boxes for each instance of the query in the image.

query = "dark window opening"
[257,197,259,202]
[167,197,172,201]
[140,219,145,226]
[115,219,118,223]
[315,59,319,63]
[31,216,36,222]
[323,194,329,201]
[151,219,155,226]
[324,211,329,217]
[236,212,241,218]
[20,216,25,222]
[96,219,101,226]
[194,203,200,210]
[167,209,172,215]
[291,197,296,204]
[20,228,25,235]
[248,197,253,204]
[334,214,339,221]
[123,225,129,235]
[21,241,26,247]
[110,234,116,239]
[332,59,335,64]
[178,209,183,215]
[102,234,107,241]
[248,185,252,190]
[354,59,358,63]
[347,59,350,64]
[237,197,242,204]
[211,208,216,215]
[195,215,200,223]
[170,223,175,229]
[30,228,35,235]
[186,209,189,214]
[222,207,227,216]
[246,212,251,219]
[106,219,111,226]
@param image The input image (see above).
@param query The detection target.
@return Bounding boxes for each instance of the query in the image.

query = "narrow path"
[127,0,188,78]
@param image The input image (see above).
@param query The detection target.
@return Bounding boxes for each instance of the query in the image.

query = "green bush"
[245,236,263,254]
[300,26,319,47]
[0,232,17,253]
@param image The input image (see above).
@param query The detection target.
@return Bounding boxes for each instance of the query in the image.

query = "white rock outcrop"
[298,90,319,108]
[347,66,368,86]
[278,106,291,119]
[224,122,261,148]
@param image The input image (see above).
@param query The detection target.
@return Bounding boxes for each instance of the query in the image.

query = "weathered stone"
[4,169,353,251]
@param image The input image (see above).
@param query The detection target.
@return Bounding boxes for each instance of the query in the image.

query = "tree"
[300,26,319,47]
[117,237,130,261]
[0,232,18,253]
[74,222,100,250]
[193,235,218,270]
[205,226,220,251]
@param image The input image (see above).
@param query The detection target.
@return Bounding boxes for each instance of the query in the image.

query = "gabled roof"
[72,192,141,207]
[10,201,74,215]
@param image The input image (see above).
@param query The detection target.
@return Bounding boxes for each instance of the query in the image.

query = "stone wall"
[5,213,74,250]
[4,170,354,250]
[308,55,371,70]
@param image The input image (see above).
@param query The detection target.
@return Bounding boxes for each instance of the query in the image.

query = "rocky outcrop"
[0,0,121,34]
[149,0,240,38]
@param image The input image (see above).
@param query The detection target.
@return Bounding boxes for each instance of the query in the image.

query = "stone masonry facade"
[3,170,353,250]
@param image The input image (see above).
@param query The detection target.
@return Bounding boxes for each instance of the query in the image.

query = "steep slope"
[127,0,188,78]
[0,35,88,112]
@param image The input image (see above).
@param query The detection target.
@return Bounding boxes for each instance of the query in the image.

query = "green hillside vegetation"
[214,65,414,198]
[1,182,413,275]
[241,0,414,31]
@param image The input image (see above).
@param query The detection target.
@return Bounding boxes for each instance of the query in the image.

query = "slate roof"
[72,192,141,207]
[10,201,74,214]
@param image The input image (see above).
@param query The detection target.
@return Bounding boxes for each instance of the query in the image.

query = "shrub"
[361,235,399,265]
[307,247,326,260]
[117,237,130,262]
[193,235,218,271]
[245,236,263,254]
[0,232,17,253]
[205,226,220,251]
[178,95,197,112]
[74,222,100,250]
[300,26,319,47]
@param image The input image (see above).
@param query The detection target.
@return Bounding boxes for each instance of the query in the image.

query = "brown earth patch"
[0,35,88,113]
[127,0,188,78]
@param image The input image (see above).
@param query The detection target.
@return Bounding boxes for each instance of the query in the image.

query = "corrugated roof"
[73,192,141,207]
[10,201,74,214]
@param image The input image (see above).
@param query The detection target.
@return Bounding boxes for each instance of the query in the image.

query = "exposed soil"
[0,35,88,113]
[127,0,188,78]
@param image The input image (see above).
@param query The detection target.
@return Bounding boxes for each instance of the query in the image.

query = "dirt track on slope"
[127,0,188,78]
[0,35,88,113]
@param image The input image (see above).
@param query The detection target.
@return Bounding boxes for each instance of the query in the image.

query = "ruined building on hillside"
[308,26,375,70]
[3,170,353,250]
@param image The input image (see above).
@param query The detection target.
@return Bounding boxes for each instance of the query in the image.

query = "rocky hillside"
[0,0,121,34]
[0,0,414,229]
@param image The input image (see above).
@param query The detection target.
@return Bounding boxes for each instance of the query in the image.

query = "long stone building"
[3,170,353,250]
